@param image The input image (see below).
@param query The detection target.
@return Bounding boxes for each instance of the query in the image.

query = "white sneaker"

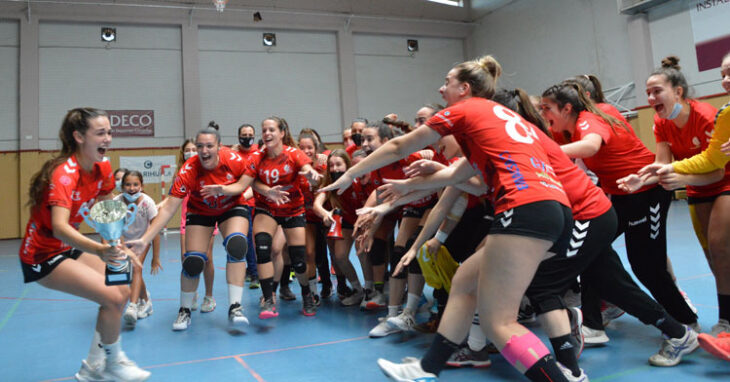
[191,292,198,311]
[228,303,249,326]
[341,289,364,307]
[564,289,582,308]
[123,303,138,326]
[387,310,416,332]
[370,316,401,338]
[711,319,730,337]
[172,307,191,331]
[557,362,589,382]
[649,325,699,367]
[360,289,373,310]
[377,357,437,382]
[74,359,107,382]
[365,290,387,310]
[600,302,624,327]
[103,352,150,382]
[582,326,609,346]
[137,297,153,319]
[201,296,216,313]
[568,307,584,358]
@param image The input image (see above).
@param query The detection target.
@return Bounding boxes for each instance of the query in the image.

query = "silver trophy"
[80,200,137,285]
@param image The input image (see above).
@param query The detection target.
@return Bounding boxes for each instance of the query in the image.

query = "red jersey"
[246,145,312,217]
[428,97,569,214]
[234,144,260,208]
[300,161,327,222]
[370,152,437,208]
[327,177,368,225]
[572,111,655,195]
[170,147,249,216]
[20,156,114,264]
[654,100,730,198]
[346,143,359,157]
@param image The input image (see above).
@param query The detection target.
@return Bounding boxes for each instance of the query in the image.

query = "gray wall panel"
[0,20,19,151]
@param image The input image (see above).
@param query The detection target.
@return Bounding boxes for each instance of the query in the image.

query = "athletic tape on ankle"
[501,332,551,372]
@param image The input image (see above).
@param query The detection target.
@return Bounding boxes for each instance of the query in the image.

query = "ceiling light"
[263,33,276,46]
[101,27,116,42]
[407,39,419,52]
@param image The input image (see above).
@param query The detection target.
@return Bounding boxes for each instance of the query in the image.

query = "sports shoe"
[320,283,333,299]
[103,352,150,382]
[557,362,589,382]
[387,310,416,332]
[123,303,138,326]
[582,326,609,346]
[259,298,279,319]
[446,344,492,368]
[200,296,216,313]
[360,289,373,310]
[518,296,536,324]
[172,307,191,331]
[313,293,322,307]
[302,293,317,316]
[366,290,387,310]
[564,289,581,308]
[690,322,702,334]
[417,295,433,315]
[191,292,198,311]
[279,285,296,301]
[249,276,260,289]
[710,319,730,337]
[337,285,354,301]
[698,332,730,361]
[137,296,153,319]
[377,357,437,382]
[485,342,499,354]
[568,307,585,358]
[370,316,401,338]
[74,359,107,382]
[228,303,249,326]
[341,288,364,306]
[414,315,440,333]
[600,301,624,327]
[648,325,699,366]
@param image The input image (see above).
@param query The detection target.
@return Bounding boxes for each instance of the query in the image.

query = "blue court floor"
[1,200,729,381]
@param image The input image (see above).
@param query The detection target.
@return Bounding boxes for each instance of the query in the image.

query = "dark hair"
[493,88,551,137]
[351,149,367,159]
[365,121,394,141]
[351,118,368,127]
[28,107,108,210]
[542,81,629,134]
[649,55,691,100]
[238,123,255,136]
[207,120,220,131]
[196,127,221,145]
[114,167,128,177]
[300,128,327,152]
[320,149,352,210]
[572,75,607,104]
[263,116,296,147]
[424,103,445,114]
[122,170,144,185]
[178,138,195,167]
[298,132,320,157]
[453,55,502,99]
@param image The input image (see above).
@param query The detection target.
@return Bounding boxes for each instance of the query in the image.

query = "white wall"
[198,27,342,144]
[354,34,464,124]
[38,22,183,150]
[0,20,19,151]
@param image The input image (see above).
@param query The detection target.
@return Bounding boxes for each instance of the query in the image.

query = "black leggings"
[610,185,697,324]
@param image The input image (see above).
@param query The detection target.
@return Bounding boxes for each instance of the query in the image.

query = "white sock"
[181,292,195,309]
[228,284,243,306]
[468,321,487,351]
[351,280,363,292]
[309,279,318,295]
[364,280,374,291]
[405,293,420,313]
[102,337,122,362]
[388,305,399,317]
[87,331,105,364]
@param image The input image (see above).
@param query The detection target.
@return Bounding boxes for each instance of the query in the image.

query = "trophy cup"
[80,200,137,285]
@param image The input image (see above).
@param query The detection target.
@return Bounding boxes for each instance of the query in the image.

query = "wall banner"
[690,1,730,71]
[119,155,176,184]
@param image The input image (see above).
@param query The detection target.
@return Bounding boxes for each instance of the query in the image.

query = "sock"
[549,334,579,377]
[364,280,374,291]
[102,337,122,362]
[719,294,730,321]
[86,331,105,364]
[308,277,318,295]
[655,314,686,339]
[261,277,274,300]
[351,280,363,292]
[301,284,312,296]
[420,333,460,376]
[524,354,566,382]
[228,284,243,306]
[335,274,346,288]
[405,293,420,313]
[388,305,399,317]
[272,281,279,293]
[181,291,195,309]
[467,322,487,351]
[375,282,384,293]
[281,265,291,286]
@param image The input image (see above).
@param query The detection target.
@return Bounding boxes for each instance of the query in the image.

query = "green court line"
[0,287,29,332]
[592,365,652,381]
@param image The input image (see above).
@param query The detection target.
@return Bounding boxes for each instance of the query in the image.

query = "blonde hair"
[453,55,502,99]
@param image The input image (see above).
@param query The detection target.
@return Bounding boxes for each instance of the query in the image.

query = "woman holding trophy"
[19,107,150,381]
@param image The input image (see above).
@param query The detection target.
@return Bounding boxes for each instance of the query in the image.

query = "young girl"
[20,108,149,381]
[113,167,127,195]
[118,171,161,328]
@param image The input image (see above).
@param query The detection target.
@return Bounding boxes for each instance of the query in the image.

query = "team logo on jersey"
[31,264,42,272]
[691,136,701,150]
[226,173,234,181]
[283,164,291,174]
[180,164,193,175]
[59,175,72,186]
[179,185,187,193]
[63,158,78,174]
[444,111,451,116]
[71,191,82,201]
[579,120,590,131]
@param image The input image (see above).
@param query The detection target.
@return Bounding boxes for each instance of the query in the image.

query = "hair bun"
[661,55,681,70]
[478,55,502,80]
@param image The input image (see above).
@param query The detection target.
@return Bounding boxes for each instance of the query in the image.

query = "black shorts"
[255,208,306,229]
[489,200,573,255]
[687,190,730,205]
[21,248,83,283]
[402,199,437,219]
[186,205,251,227]
[444,202,494,263]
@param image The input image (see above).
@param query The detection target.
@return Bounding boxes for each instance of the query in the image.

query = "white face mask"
[123,191,142,202]
[184,151,198,161]
[115,179,122,192]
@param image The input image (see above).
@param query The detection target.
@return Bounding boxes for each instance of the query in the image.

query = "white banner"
[690,0,730,71]
[119,155,177,184]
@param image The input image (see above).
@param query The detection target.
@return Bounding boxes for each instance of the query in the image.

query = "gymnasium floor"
[1,200,729,381]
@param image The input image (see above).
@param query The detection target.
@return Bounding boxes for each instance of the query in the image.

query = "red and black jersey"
[234,144,260,208]
[300,161,327,222]
[246,145,312,217]
[369,151,437,208]
[20,156,114,264]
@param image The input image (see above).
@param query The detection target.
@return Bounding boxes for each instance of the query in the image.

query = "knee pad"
[390,246,407,279]
[369,238,387,266]
[182,251,207,278]
[223,232,248,263]
[289,245,307,274]
[255,232,273,264]
[405,228,423,250]
[529,295,567,316]
[408,257,422,274]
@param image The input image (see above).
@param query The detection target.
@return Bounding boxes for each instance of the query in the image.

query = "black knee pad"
[255,232,273,264]
[369,238,387,266]
[289,245,307,274]
[223,232,248,263]
[408,257,422,274]
[390,246,407,279]
[529,295,567,316]
[405,227,423,250]
[182,251,207,278]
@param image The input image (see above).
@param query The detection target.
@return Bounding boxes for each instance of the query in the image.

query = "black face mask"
[351,133,362,146]
[330,171,345,182]
[239,136,254,149]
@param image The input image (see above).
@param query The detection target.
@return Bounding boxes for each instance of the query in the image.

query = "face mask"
[123,191,142,202]
[239,136,255,149]
[351,133,362,146]
[115,179,122,192]
[330,171,345,182]
[667,102,682,120]
[184,151,197,161]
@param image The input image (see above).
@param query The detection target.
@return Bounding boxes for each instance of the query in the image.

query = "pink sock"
[500,331,551,373]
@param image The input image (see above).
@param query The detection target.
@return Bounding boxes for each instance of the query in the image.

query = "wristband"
[435,230,449,244]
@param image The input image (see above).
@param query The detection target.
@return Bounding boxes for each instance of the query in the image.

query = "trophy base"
[105,266,133,286]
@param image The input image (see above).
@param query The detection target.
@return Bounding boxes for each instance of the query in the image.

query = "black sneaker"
[249,275,260,290]
[446,344,492,368]
[337,285,354,300]
[279,285,296,301]
[320,283,333,299]
[302,293,317,316]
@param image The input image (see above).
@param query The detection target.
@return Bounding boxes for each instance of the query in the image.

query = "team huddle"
[18,51,730,382]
